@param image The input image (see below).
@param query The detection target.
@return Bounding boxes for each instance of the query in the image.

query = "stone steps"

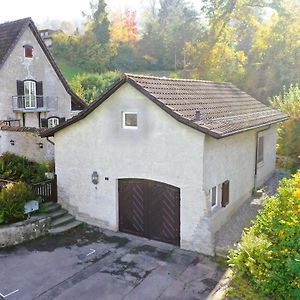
[51,214,75,228]
[49,220,82,234]
[42,202,81,234]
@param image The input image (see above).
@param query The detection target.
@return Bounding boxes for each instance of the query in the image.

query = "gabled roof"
[41,74,288,139]
[0,18,86,110]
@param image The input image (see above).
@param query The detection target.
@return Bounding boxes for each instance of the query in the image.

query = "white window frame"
[48,117,60,128]
[211,186,218,210]
[122,112,138,129]
[24,80,37,109]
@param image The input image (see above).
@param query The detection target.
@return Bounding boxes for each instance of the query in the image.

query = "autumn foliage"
[228,173,300,299]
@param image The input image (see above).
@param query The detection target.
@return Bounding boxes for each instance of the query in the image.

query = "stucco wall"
[0,130,54,162]
[54,83,217,255]
[0,26,72,127]
[203,124,277,234]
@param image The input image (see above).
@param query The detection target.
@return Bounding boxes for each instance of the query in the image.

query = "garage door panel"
[149,183,180,245]
[119,181,147,237]
[119,179,180,246]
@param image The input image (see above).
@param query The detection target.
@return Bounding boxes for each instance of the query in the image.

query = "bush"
[270,85,300,170]
[0,182,34,225]
[228,173,300,299]
[0,152,47,184]
[69,71,121,103]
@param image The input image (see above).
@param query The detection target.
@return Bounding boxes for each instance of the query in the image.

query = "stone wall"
[0,216,51,248]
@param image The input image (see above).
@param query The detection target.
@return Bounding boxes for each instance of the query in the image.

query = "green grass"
[57,60,84,81]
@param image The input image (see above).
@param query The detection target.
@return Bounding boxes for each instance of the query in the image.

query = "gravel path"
[215,171,290,254]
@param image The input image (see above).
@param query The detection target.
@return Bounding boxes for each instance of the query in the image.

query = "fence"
[32,176,57,203]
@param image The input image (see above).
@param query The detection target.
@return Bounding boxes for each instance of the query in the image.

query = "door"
[119,179,180,246]
[24,80,36,109]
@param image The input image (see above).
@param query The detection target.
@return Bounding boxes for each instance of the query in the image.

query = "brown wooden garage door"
[118,179,180,246]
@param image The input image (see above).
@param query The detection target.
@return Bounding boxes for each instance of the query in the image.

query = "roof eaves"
[213,114,289,138]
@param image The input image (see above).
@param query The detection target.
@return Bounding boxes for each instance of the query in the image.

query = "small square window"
[24,46,33,58]
[123,112,137,128]
[211,186,218,209]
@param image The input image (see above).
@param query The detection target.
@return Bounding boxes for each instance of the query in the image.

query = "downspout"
[254,125,271,192]
[46,137,55,145]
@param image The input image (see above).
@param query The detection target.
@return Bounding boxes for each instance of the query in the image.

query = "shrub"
[69,71,121,103]
[0,182,34,225]
[270,85,300,171]
[228,173,300,299]
[0,152,47,184]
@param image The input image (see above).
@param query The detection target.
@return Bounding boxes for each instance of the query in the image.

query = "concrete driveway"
[0,225,224,300]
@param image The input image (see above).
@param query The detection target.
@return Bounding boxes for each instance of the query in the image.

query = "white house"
[0,18,86,162]
[42,74,288,255]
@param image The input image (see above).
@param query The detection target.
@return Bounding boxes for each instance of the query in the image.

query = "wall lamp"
[91,171,99,185]
[10,140,15,146]
[37,142,43,149]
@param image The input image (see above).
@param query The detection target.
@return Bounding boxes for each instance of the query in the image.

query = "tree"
[111,9,138,46]
[84,0,111,44]
[139,0,202,70]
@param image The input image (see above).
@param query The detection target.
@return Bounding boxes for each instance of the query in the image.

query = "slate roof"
[42,74,288,139]
[0,18,86,110]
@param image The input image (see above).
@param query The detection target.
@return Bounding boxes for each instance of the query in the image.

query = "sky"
[1,0,203,26]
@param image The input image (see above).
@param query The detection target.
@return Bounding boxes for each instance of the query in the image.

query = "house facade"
[0,18,85,162]
[42,74,287,255]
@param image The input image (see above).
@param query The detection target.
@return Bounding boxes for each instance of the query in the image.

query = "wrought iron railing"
[12,95,56,112]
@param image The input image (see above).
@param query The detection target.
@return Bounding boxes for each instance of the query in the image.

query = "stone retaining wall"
[0,216,51,248]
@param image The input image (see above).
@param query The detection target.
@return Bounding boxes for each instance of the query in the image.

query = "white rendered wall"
[54,83,216,255]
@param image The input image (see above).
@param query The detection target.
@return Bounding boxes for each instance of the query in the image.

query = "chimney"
[195,110,201,121]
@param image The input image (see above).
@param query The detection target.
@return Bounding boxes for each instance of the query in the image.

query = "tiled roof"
[0,18,30,67]
[127,74,288,137]
[0,18,86,110]
[42,74,288,139]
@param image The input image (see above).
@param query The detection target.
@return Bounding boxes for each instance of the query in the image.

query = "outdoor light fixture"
[38,142,43,149]
[91,171,99,185]
[10,140,15,146]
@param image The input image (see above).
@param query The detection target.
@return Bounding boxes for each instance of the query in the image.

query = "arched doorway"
[118,178,180,246]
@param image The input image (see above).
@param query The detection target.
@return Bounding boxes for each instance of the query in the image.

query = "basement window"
[24,45,33,58]
[123,112,138,129]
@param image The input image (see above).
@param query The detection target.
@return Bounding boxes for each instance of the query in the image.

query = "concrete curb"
[207,269,233,300]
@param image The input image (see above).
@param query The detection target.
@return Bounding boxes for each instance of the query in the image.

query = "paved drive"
[1,225,224,300]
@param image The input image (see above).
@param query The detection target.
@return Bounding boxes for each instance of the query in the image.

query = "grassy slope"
[57,60,84,81]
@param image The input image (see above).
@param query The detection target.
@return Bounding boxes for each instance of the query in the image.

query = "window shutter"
[36,81,43,95]
[41,118,48,128]
[221,181,230,207]
[36,81,43,108]
[16,80,24,109]
[60,117,66,124]
[17,80,24,95]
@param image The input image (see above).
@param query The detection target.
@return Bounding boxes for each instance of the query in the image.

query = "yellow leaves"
[110,9,138,46]
[293,189,300,200]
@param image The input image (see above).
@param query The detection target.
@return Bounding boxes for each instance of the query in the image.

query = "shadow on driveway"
[0,225,225,300]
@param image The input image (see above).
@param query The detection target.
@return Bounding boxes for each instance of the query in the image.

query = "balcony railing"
[12,95,57,112]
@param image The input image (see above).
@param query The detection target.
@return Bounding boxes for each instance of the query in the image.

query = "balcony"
[12,96,57,112]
